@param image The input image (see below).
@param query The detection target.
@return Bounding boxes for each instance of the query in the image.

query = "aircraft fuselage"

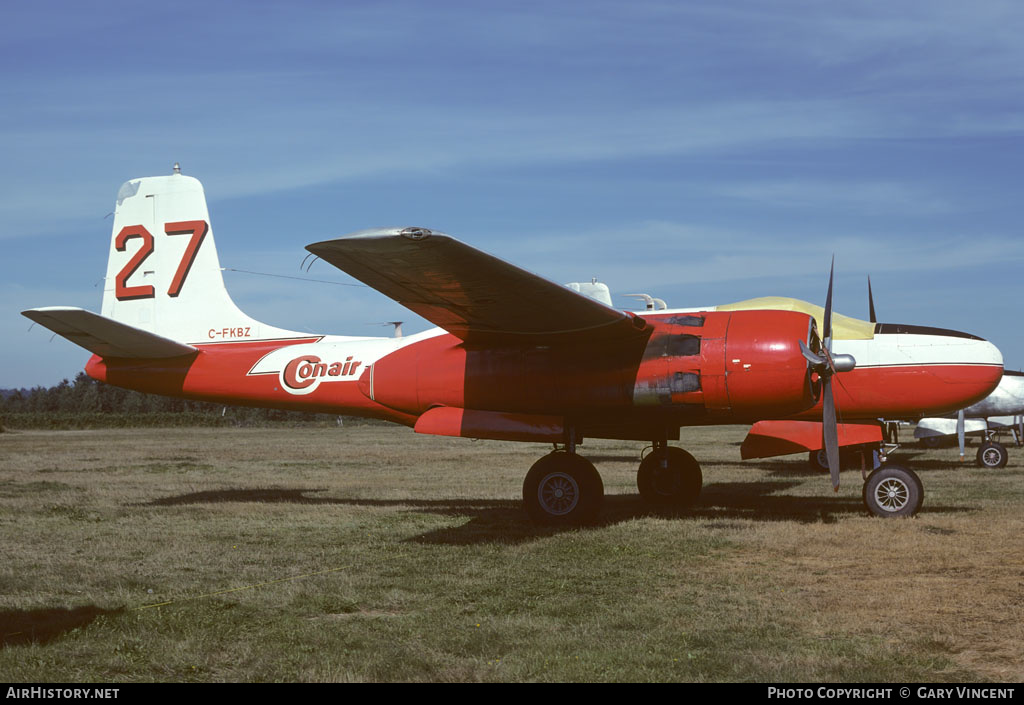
[84,311,1002,444]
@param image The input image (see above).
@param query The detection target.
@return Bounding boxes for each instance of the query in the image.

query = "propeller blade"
[823,256,835,348]
[799,338,824,367]
[822,376,841,490]
[868,275,877,324]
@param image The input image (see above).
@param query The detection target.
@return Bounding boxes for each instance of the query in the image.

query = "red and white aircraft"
[23,171,1004,522]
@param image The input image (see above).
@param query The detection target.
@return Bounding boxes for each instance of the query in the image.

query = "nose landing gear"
[977,440,1009,469]
[862,464,924,518]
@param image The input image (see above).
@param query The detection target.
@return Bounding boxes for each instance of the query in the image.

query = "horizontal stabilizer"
[22,307,197,359]
[306,229,645,344]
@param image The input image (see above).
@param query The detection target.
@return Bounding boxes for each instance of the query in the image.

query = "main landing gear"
[522,451,604,525]
[636,443,702,509]
[522,437,704,525]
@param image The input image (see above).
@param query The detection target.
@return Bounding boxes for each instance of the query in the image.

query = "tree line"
[0,372,383,430]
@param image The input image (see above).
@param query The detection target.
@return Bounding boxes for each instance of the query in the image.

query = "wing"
[22,307,197,359]
[306,228,648,344]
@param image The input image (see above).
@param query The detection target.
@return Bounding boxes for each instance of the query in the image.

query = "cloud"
[5,2,1024,383]
[490,218,1024,292]
[703,179,958,216]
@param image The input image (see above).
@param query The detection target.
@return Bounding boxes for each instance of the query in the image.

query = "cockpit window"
[874,323,983,341]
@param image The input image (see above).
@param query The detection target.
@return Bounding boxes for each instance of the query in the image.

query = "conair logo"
[281,355,362,395]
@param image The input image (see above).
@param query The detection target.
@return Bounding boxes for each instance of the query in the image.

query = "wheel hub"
[653,466,682,496]
[874,479,909,512]
[538,472,579,516]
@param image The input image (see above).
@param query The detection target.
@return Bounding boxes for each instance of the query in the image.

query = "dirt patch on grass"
[709,518,1024,681]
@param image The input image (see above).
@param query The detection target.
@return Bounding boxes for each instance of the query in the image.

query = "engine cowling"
[631,309,817,418]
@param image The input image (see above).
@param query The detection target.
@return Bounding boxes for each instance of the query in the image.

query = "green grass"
[1,426,1022,682]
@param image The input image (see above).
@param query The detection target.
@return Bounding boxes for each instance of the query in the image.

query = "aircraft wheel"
[808,449,830,472]
[637,446,702,508]
[862,464,924,518]
[523,452,603,525]
[808,448,857,472]
[976,441,1009,469]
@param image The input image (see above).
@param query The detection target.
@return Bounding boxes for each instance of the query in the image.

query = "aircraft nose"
[885,323,1003,409]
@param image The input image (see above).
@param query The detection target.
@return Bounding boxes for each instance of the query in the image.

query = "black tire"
[863,464,924,518]
[808,449,831,472]
[637,446,702,508]
[809,448,858,473]
[523,452,604,525]
[976,441,1009,469]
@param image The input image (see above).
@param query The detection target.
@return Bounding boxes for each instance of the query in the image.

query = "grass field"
[1,424,1022,683]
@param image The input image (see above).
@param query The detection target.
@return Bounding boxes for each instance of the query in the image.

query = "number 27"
[114,220,209,301]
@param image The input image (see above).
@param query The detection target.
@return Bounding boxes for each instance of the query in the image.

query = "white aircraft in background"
[914,371,1024,468]
[855,278,1022,469]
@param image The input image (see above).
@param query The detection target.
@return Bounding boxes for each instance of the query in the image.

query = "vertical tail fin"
[102,169,300,344]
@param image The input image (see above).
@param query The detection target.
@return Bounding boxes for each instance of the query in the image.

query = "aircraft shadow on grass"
[0,606,123,649]
[745,452,1016,474]
[140,482,973,546]
[571,453,644,463]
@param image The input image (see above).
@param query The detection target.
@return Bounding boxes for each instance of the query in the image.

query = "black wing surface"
[22,307,198,358]
[306,228,647,344]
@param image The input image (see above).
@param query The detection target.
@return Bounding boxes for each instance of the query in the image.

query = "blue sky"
[4,1,1024,387]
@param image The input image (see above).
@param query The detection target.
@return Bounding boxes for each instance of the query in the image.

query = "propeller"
[798,258,857,490]
[868,276,877,324]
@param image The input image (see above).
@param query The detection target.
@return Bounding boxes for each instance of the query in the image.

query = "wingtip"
[22,306,86,319]
[306,227,452,254]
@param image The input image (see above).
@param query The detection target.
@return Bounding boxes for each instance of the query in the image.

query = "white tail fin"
[101,170,301,345]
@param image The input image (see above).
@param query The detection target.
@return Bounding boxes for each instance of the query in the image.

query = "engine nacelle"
[632,309,817,418]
